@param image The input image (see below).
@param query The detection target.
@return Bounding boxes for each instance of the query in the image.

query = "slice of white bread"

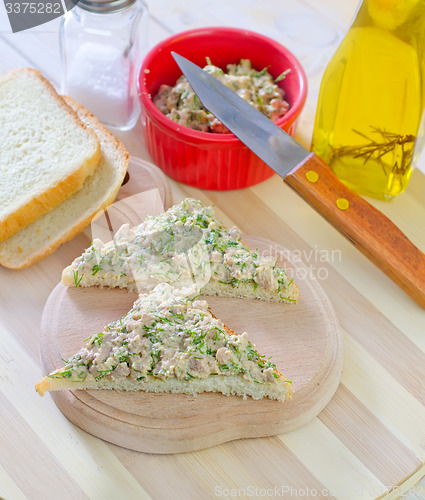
[0,96,129,269]
[0,68,101,242]
[61,198,300,303]
[35,283,293,402]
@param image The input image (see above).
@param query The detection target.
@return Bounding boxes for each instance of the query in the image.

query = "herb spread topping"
[49,283,284,385]
[70,199,296,302]
[154,58,290,133]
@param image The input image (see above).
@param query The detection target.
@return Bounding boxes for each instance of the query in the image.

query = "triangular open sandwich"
[36,283,292,402]
[61,198,299,304]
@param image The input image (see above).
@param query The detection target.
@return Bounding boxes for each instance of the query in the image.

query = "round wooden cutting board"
[39,235,343,454]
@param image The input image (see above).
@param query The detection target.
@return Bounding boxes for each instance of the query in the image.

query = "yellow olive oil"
[311,0,425,200]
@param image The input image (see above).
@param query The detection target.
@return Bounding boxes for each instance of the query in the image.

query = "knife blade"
[172,52,425,309]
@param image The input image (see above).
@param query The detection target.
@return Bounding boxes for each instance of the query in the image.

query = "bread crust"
[0,68,101,242]
[61,261,300,303]
[35,372,292,401]
[0,95,129,269]
[0,155,100,242]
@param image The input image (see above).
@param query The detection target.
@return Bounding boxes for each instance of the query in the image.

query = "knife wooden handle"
[284,152,425,309]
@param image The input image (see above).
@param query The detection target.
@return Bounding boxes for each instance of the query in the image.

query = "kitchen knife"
[172,52,425,309]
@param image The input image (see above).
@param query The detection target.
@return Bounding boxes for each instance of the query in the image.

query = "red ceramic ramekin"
[137,27,307,190]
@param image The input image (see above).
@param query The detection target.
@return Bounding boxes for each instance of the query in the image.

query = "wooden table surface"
[1,1,425,499]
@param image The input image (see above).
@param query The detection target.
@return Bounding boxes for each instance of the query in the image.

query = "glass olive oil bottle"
[311,0,425,200]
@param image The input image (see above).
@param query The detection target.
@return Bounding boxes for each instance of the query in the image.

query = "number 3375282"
[5,2,62,14]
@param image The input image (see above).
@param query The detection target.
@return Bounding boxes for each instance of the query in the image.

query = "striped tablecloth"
[1,1,425,498]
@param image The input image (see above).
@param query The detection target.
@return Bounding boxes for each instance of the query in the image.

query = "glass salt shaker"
[60,0,148,131]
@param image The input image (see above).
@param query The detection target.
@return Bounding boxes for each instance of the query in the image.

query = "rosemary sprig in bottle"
[330,127,416,176]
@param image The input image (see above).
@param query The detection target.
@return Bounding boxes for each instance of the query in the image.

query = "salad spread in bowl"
[154,58,290,133]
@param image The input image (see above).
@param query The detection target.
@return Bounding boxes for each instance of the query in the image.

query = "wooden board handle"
[285,152,425,309]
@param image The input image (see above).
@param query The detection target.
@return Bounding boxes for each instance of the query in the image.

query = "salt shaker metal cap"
[71,0,137,13]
